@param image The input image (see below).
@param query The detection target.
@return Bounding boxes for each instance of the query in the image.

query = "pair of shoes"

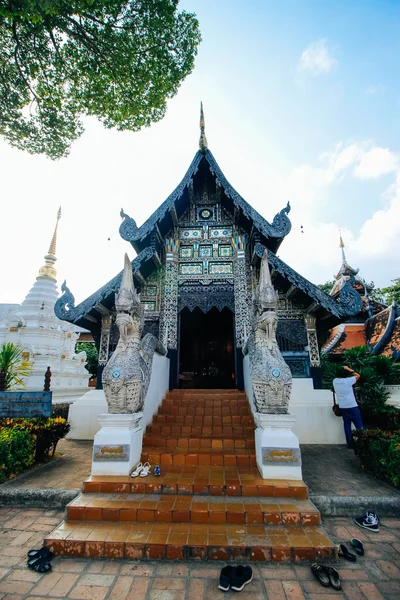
[130,462,151,478]
[218,565,252,592]
[354,511,380,532]
[338,544,357,562]
[27,547,53,573]
[311,563,341,590]
[351,538,364,556]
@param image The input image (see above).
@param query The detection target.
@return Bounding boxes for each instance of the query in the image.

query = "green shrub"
[362,405,400,431]
[353,428,400,488]
[0,428,35,483]
[52,403,70,420]
[0,417,70,462]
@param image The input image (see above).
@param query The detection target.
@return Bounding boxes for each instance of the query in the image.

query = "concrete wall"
[243,355,346,444]
[386,385,400,409]
[141,353,170,429]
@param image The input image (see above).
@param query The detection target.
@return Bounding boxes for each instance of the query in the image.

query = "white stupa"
[0,208,90,403]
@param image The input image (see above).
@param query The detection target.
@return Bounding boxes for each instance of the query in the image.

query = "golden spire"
[339,230,347,265]
[37,207,62,282]
[199,101,208,153]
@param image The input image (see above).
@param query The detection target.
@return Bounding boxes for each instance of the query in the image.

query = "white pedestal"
[255,413,302,480]
[91,413,143,476]
[67,390,108,440]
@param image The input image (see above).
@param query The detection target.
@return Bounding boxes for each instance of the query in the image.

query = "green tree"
[76,341,98,379]
[0,343,32,391]
[368,287,386,304]
[381,278,400,305]
[317,280,335,295]
[0,0,201,159]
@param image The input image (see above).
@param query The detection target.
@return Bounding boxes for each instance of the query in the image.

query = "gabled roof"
[119,149,292,254]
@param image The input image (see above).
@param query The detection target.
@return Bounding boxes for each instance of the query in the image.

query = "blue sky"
[1,0,400,303]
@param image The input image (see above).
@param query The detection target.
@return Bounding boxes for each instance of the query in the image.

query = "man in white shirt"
[333,365,363,448]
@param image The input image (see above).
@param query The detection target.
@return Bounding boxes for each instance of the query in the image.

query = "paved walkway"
[0,507,399,600]
[3,440,399,498]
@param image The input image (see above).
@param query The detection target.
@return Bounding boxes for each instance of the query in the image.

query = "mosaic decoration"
[145,286,157,297]
[197,207,214,221]
[160,244,179,350]
[244,249,292,414]
[181,228,202,239]
[180,246,193,258]
[210,227,232,239]
[142,301,156,312]
[233,251,251,347]
[178,282,235,314]
[102,254,166,414]
[304,315,320,368]
[219,245,233,257]
[209,262,233,275]
[199,245,213,257]
[179,263,203,275]
[98,315,112,366]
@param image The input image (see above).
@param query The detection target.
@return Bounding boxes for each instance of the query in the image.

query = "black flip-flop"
[351,538,364,556]
[311,563,330,588]
[338,543,357,562]
[34,560,52,573]
[27,547,54,561]
[326,566,341,590]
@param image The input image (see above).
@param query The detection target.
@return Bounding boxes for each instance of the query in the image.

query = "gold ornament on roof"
[37,207,61,282]
[199,101,208,153]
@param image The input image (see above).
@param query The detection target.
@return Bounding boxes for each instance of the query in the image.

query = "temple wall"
[385,385,400,409]
[141,353,170,429]
[243,355,346,444]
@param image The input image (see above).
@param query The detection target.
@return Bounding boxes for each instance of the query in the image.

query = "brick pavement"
[0,508,399,600]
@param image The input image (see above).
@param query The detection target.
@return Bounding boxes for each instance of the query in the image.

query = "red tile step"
[66,493,321,526]
[143,436,255,450]
[146,424,255,437]
[152,414,254,426]
[140,450,256,468]
[82,468,309,499]
[45,521,334,562]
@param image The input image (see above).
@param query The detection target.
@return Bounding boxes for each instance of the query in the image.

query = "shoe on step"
[130,462,143,478]
[354,513,379,532]
[326,566,341,590]
[338,544,357,562]
[218,565,236,591]
[351,538,364,556]
[230,565,253,592]
[310,563,330,588]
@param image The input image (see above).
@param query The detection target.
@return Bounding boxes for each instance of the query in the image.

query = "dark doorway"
[179,307,235,389]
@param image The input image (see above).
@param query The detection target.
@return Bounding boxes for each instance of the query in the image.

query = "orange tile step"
[66,493,320,526]
[143,436,255,450]
[146,425,255,437]
[140,449,256,467]
[82,468,308,499]
[152,414,254,426]
[161,399,250,408]
[45,521,334,562]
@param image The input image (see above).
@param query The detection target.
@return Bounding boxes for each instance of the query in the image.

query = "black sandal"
[34,560,52,573]
[351,538,364,556]
[27,547,54,561]
[311,563,330,587]
[338,543,357,562]
[326,566,341,590]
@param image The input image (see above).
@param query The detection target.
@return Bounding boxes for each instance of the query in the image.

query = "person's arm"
[343,365,360,382]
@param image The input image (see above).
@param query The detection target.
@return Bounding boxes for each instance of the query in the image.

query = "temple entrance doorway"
[178,307,235,389]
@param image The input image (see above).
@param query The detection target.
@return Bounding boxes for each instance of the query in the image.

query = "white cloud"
[353,147,398,179]
[298,39,337,75]
[365,86,378,95]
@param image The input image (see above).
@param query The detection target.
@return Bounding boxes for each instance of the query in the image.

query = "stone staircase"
[45,389,334,562]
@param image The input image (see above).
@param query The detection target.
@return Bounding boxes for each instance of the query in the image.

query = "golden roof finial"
[339,230,347,267]
[37,207,62,282]
[199,101,208,153]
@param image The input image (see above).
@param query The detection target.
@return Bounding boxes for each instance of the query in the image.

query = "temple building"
[55,107,363,441]
[0,209,90,402]
[322,237,400,359]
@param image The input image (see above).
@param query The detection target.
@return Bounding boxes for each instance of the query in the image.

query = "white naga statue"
[102,254,166,414]
[244,249,292,414]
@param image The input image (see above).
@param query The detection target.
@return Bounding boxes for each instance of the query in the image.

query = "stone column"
[96,315,111,390]
[160,239,179,389]
[304,314,322,389]
[233,237,250,389]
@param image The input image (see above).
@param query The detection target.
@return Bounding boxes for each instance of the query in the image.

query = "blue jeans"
[341,406,363,447]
